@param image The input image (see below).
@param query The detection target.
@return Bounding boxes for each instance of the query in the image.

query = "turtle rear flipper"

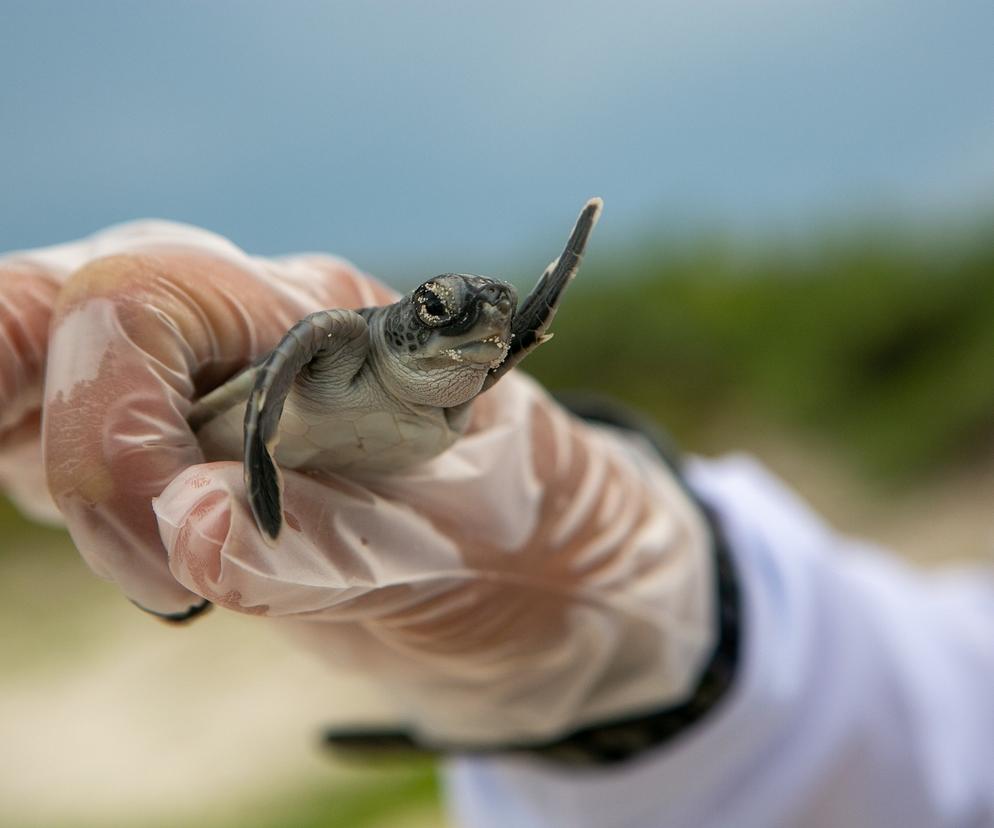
[484,197,602,390]
[188,362,263,432]
[244,309,370,541]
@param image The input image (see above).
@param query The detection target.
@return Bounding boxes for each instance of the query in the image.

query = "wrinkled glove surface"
[0,222,715,746]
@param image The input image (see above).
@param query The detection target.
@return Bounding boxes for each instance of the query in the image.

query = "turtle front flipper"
[483,197,602,390]
[245,309,370,541]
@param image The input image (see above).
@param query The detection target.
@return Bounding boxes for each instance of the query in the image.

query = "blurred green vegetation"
[527,223,994,483]
[54,763,442,828]
[18,761,445,828]
[227,763,440,828]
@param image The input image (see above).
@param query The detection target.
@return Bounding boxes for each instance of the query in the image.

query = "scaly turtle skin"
[190,198,602,540]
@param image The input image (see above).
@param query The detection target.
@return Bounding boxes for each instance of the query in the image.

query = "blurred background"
[2,1,993,825]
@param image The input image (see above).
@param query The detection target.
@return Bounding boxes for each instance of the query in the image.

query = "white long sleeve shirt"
[445,456,994,828]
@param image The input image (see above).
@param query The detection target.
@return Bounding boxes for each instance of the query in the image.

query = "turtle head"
[376,274,518,407]
[411,274,517,364]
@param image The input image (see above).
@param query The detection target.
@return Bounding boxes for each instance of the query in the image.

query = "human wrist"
[323,402,738,764]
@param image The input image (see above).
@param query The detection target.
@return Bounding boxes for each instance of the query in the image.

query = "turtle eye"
[415,283,456,327]
[423,295,447,318]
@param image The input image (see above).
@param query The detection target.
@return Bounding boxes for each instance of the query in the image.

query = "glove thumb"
[154,461,464,619]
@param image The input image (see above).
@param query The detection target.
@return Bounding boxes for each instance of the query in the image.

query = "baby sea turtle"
[190,198,602,540]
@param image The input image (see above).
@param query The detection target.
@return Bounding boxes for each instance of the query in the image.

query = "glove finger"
[0,223,321,524]
[0,261,60,432]
[42,221,394,618]
[0,259,61,520]
[1,220,248,431]
[155,461,465,618]
[0,412,60,524]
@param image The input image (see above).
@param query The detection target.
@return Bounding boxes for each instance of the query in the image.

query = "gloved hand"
[2,222,717,748]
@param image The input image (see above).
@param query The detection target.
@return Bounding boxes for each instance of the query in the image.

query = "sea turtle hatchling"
[189,198,602,540]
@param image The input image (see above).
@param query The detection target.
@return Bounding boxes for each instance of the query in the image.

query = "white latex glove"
[3,222,716,746]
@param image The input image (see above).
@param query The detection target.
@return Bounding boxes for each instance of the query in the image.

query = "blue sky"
[2,0,992,279]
